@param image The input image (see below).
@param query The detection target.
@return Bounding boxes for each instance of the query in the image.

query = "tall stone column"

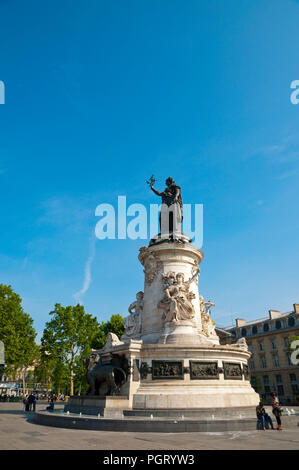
[138,241,219,345]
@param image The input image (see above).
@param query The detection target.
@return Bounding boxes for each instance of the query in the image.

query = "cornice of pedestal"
[139,343,252,360]
[138,239,204,267]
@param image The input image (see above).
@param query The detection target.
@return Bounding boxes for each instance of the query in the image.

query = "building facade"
[223,304,299,405]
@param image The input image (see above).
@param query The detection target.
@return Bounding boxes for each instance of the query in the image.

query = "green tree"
[92,314,125,349]
[0,284,38,395]
[41,303,100,396]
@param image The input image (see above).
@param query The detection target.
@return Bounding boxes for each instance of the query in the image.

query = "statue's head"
[136,291,144,300]
[167,272,176,285]
[165,177,174,186]
[85,351,100,370]
[176,273,185,284]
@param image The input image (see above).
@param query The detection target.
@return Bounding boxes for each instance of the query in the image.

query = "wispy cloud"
[38,196,92,232]
[276,169,298,180]
[245,135,299,182]
[74,234,97,304]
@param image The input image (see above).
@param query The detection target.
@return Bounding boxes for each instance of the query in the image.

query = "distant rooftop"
[223,303,299,331]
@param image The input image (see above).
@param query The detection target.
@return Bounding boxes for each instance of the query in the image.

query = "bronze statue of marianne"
[147,176,183,234]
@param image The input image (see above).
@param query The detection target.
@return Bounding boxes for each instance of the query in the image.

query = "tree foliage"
[0,284,38,379]
[92,314,125,349]
[40,303,101,395]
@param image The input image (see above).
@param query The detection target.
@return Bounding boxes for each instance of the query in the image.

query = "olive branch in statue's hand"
[146,175,156,187]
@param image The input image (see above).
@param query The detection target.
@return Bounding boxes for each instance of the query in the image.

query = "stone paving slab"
[0,402,298,450]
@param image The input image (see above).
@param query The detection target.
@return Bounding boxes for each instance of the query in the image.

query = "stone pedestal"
[138,241,218,345]
[65,395,130,417]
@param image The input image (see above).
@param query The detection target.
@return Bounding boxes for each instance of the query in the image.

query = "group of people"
[23,392,38,412]
[22,392,66,412]
[256,392,283,431]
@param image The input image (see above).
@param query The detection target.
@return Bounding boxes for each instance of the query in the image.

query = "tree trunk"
[70,366,74,396]
[22,368,26,397]
[70,344,74,396]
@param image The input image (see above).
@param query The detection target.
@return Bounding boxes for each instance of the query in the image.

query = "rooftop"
[223,303,299,331]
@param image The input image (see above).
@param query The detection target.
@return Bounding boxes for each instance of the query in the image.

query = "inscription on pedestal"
[189,361,219,380]
[152,360,184,380]
[223,362,243,380]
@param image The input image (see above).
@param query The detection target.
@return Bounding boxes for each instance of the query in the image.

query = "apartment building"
[223,303,299,405]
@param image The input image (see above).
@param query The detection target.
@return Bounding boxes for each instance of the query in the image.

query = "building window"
[273,354,279,367]
[259,342,264,351]
[251,376,257,391]
[248,344,253,352]
[275,320,281,330]
[276,375,284,396]
[252,325,257,335]
[284,337,289,348]
[286,353,292,366]
[290,374,298,393]
[272,341,277,350]
[261,356,267,369]
[249,358,255,370]
[288,317,295,327]
[263,323,269,332]
[263,375,270,393]
[241,327,247,337]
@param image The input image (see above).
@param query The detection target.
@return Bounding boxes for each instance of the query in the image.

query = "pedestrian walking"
[270,392,283,430]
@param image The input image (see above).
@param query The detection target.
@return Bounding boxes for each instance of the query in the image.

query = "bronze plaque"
[189,361,219,380]
[152,360,184,380]
[223,362,243,380]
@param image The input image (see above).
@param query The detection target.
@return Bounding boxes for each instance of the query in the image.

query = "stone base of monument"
[64,396,130,418]
[34,408,257,433]
[34,342,259,433]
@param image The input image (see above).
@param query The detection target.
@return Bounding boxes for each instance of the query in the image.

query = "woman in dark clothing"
[270,392,282,430]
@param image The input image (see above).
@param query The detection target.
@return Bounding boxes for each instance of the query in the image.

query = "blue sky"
[0,0,299,339]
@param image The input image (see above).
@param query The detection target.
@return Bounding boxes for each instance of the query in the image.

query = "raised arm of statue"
[150,184,163,197]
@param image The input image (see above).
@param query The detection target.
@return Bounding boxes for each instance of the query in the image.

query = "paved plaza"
[0,402,298,450]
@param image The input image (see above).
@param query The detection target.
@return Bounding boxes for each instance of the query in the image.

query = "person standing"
[23,395,28,412]
[25,395,30,411]
[270,392,283,430]
[27,393,35,411]
[32,392,38,412]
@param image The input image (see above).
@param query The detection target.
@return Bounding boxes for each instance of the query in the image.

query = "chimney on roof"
[235,318,246,327]
[269,309,280,319]
[293,304,299,313]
